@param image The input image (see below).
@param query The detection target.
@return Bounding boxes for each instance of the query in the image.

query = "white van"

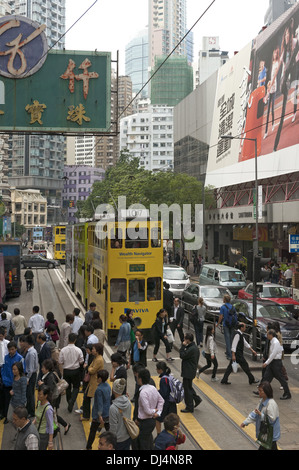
[163,264,190,297]
[199,264,246,295]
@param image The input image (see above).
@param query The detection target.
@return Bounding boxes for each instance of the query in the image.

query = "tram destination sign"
[0,16,111,134]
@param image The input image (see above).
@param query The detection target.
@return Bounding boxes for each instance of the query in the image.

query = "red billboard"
[206,3,299,188]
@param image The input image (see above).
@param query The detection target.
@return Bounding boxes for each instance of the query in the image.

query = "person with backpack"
[155,361,177,434]
[221,322,259,385]
[216,294,238,360]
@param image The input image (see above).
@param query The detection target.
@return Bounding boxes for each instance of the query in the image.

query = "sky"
[65,0,270,74]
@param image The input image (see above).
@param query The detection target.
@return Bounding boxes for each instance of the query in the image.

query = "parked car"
[181,283,233,323]
[21,255,60,269]
[199,264,246,295]
[238,282,299,320]
[163,264,190,297]
[232,298,299,351]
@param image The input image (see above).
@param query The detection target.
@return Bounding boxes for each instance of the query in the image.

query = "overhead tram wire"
[74,0,218,167]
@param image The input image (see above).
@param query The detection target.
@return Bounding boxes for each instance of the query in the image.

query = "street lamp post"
[221,135,258,358]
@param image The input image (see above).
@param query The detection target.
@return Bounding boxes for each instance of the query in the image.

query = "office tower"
[7,0,66,225]
[125,28,149,98]
[196,37,229,87]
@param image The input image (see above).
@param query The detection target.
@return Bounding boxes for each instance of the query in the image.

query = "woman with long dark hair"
[152,309,173,363]
[156,361,177,434]
[196,325,218,381]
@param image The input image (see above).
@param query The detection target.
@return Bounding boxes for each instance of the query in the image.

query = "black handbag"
[256,403,273,450]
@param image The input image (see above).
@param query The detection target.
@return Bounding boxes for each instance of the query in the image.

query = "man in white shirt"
[262,329,291,400]
[221,323,259,385]
[71,308,84,334]
[27,306,44,348]
[59,332,84,412]
[136,368,164,450]
[284,267,293,287]
[0,303,12,321]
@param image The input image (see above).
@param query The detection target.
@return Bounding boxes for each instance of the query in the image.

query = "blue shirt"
[1,351,25,387]
[92,382,111,420]
[220,303,233,328]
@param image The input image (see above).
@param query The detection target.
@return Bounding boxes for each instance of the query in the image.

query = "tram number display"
[129,264,146,273]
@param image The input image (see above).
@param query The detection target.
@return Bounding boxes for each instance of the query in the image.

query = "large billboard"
[206,3,299,188]
[0,16,111,134]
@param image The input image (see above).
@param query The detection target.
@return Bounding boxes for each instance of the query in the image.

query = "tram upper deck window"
[110,228,123,248]
[129,279,145,302]
[151,227,161,248]
[125,228,148,249]
[110,279,127,302]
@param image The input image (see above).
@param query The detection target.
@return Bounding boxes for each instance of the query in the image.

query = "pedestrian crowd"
[0,301,189,451]
[0,281,291,451]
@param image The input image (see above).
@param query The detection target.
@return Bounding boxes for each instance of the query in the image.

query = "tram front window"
[129,279,145,302]
[110,279,127,302]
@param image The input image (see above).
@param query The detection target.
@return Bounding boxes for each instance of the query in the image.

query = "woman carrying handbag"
[241,381,280,450]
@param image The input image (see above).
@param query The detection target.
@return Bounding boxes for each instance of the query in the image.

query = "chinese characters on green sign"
[0,16,111,134]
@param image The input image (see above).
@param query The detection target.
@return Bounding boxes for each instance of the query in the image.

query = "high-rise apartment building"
[120,104,174,172]
[7,0,66,225]
[95,74,133,170]
[148,0,189,68]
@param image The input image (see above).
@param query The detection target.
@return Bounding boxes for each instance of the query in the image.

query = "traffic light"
[258,256,271,282]
[247,250,253,280]
[247,251,271,282]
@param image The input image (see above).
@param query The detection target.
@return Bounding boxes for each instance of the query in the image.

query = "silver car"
[182,283,234,322]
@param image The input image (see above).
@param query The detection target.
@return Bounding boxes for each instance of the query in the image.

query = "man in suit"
[169,297,185,343]
[179,332,201,413]
[36,333,51,381]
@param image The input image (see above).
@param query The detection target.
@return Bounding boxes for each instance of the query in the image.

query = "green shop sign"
[0,16,111,134]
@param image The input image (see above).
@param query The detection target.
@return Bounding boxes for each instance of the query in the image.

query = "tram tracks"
[152,353,259,450]
[33,268,69,319]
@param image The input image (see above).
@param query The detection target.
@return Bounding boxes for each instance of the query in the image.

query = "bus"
[32,226,43,242]
[29,241,47,257]
[0,241,22,298]
[66,218,163,344]
[53,225,66,263]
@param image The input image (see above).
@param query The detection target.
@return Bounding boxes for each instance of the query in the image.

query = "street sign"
[0,16,111,135]
[289,234,299,253]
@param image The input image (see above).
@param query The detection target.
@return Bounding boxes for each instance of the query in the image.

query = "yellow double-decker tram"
[67,215,163,344]
[53,225,66,263]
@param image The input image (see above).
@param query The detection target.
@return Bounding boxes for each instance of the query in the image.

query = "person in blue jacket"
[154,413,186,450]
[1,341,25,423]
[86,369,111,450]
